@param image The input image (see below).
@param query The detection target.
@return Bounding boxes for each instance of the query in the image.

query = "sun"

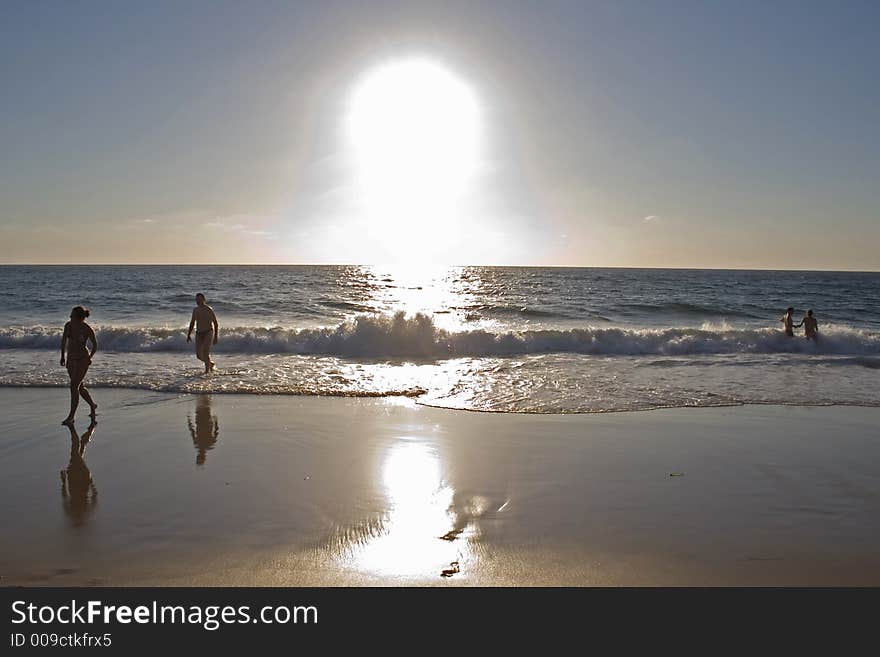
[347,58,481,256]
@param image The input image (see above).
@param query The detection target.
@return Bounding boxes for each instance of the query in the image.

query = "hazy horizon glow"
[1,1,878,270]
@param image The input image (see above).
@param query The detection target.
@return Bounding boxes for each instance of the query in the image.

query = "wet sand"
[1,387,879,586]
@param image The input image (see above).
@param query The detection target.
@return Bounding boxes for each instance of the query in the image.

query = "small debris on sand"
[439,529,463,541]
[440,561,460,578]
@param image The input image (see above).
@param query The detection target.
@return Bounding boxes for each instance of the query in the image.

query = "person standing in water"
[187,293,219,373]
[796,309,819,340]
[780,307,796,337]
[60,306,98,424]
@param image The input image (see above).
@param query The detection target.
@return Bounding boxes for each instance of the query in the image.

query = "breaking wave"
[2,312,879,358]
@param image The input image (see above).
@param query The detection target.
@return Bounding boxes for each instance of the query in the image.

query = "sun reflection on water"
[353,263,497,333]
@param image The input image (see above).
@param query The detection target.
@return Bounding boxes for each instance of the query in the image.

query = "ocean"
[1,265,878,413]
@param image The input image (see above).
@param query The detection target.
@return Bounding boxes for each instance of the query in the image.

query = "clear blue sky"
[2,0,878,268]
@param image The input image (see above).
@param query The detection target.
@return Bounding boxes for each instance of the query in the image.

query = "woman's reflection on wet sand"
[188,395,219,465]
[60,420,98,526]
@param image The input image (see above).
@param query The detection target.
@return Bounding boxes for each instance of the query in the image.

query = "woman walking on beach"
[60,306,98,425]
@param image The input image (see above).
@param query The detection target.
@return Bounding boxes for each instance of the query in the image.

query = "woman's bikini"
[66,322,90,362]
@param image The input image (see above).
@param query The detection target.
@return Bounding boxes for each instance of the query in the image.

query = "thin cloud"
[126,209,207,227]
[643,215,659,222]
[130,210,278,238]
[202,219,276,238]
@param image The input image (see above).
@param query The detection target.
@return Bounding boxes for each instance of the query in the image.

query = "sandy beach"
[1,387,878,586]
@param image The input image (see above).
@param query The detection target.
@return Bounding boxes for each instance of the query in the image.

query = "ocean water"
[1,265,878,413]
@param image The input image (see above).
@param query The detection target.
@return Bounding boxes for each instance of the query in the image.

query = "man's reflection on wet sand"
[60,420,98,526]
[188,395,219,466]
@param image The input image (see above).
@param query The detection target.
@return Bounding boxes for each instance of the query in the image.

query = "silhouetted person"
[60,419,98,526]
[188,395,219,466]
[796,309,819,340]
[60,306,98,424]
[186,293,219,373]
[780,307,796,337]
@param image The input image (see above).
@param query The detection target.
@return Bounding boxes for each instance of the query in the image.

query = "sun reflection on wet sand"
[340,439,472,581]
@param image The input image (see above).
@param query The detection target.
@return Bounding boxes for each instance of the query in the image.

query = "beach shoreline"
[1,387,879,586]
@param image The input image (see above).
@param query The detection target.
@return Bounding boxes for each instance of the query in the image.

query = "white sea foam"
[1,348,878,413]
[2,313,879,357]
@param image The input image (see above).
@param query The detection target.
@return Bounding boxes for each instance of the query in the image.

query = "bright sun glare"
[348,58,481,255]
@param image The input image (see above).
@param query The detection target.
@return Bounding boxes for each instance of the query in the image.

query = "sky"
[1,0,878,269]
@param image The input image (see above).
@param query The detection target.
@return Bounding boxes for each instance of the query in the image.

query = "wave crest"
[2,313,879,357]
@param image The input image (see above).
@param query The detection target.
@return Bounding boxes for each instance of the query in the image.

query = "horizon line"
[1,263,878,274]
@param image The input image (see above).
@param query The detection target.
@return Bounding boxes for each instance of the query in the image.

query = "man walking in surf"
[187,293,219,373]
